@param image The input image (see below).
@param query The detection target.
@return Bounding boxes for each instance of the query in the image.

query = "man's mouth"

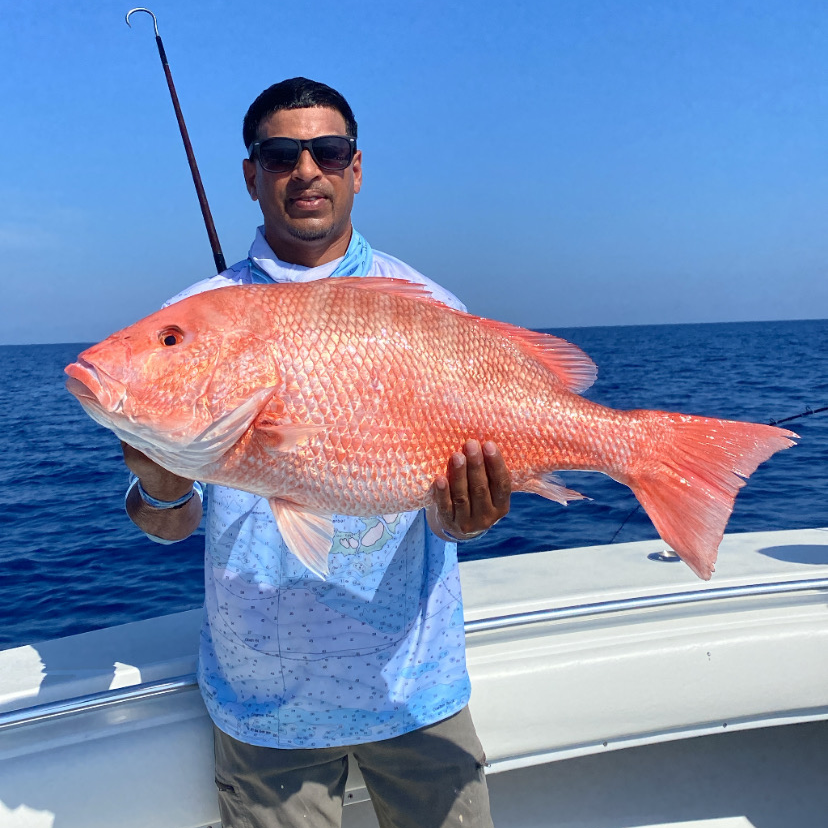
[289,192,329,211]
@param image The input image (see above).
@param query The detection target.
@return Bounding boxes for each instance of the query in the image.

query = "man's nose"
[291,148,321,180]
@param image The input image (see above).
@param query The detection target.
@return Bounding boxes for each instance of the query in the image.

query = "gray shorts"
[213,705,494,828]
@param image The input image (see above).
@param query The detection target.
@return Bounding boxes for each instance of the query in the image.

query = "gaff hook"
[124,7,226,274]
[125,7,159,38]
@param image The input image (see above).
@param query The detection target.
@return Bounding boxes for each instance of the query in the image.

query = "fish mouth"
[64,358,126,414]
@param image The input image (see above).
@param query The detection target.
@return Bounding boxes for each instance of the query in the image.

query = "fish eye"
[158,326,185,347]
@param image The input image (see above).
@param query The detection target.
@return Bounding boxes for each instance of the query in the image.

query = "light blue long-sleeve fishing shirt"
[155,228,473,748]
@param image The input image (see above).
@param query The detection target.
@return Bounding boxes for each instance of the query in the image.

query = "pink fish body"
[65,278,796,579]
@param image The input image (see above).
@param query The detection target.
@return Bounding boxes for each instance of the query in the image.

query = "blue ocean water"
[1,319,826,649]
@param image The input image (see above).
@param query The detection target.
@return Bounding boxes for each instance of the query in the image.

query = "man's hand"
[121,442,202,540]
[121,442,195,501]
[427,440,511,542]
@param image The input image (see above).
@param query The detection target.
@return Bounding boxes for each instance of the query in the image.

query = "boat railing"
[465,576,828,632]
[2,576,827,733]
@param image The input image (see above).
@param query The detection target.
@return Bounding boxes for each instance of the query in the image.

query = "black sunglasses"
[247,135,357,173]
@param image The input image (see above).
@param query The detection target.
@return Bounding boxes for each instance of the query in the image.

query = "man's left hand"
[427,440,512,542]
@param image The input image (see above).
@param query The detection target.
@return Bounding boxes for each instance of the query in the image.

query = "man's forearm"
[125,477,203,540]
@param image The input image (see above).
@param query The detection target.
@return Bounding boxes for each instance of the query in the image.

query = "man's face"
[243,107,362,264]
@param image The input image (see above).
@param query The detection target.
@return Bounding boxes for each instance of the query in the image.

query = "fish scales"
[253,286,539,509]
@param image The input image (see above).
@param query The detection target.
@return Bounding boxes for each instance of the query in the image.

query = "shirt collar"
[248,226,345,283]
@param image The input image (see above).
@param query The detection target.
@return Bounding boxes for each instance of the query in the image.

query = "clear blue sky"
[2,0,827,344]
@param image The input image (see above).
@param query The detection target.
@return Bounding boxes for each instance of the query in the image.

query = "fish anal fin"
[522,474,589,505]
[268,498,334,579]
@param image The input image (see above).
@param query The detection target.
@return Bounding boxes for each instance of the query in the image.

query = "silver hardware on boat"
[648,548,681,562]
[3,577,828,732]
[0,673,197,732]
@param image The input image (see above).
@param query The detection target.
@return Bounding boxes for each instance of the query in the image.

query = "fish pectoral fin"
[522,473,589,505]
[256,420,331,453]
[268,498,334,579]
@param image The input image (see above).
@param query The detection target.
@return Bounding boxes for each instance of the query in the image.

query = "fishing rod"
[608,402,827,545]
[125,7,226,274]
[768,404,828,426]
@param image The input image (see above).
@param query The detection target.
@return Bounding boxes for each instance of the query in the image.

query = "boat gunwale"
[4,575,827,732]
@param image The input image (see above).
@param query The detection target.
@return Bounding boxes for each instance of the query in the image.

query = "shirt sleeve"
[369,252,467,312]
[162,264,250,308]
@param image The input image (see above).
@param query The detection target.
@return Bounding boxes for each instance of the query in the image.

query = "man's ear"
[352,149,362,195]
[243,158,259,201]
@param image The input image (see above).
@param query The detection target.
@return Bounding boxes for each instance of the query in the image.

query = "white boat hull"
[2,528,828,827]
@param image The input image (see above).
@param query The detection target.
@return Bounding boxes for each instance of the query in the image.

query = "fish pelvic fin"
[268,498,334,579]
[522,474,589,505]
[619,413,797,580]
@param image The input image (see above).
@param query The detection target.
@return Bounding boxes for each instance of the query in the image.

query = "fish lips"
[65,359,127,415]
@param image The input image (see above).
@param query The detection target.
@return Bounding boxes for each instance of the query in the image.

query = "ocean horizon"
[4,313,828,350]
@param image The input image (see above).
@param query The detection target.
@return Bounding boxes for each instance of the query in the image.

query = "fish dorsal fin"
[481,321,598,394]
[323,276,598,393]
[268,498,334,579]
[323,276,438,303]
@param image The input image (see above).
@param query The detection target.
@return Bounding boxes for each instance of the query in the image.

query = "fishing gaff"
[125,8,227,274]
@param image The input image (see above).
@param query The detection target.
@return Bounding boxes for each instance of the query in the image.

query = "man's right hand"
[122,442,203,541]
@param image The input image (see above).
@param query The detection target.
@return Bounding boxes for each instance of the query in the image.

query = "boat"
[2,526,827,827]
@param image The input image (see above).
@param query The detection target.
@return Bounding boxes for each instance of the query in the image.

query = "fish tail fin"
[619,412,796,580]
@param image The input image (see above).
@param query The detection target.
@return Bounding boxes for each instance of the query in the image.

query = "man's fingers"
[463,440,494,518]
[121,441,163,476]
[121,441,152,475]
[432,475,455,529]
[446,450,471,525]
[431,439,513,541]
[482,441,511,516]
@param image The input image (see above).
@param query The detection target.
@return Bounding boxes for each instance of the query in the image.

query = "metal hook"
[125,7,159,38]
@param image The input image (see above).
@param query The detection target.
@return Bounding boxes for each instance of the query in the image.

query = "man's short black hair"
[243,77,358,150]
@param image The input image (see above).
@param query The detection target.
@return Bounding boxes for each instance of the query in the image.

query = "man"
[124,77,511,828]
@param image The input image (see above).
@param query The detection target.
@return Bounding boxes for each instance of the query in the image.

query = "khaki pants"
[213,706,494,828]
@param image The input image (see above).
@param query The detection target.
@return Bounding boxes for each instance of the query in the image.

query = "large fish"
[65,277,795,580]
